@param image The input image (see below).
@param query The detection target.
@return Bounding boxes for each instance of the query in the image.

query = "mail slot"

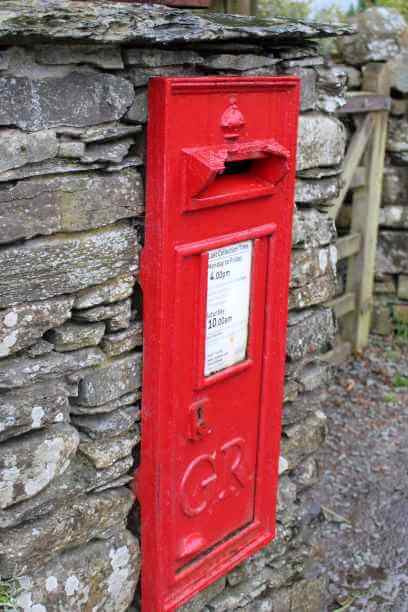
[137,76,300,611]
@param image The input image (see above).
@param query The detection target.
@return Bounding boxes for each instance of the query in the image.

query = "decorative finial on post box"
[221,97,245,141]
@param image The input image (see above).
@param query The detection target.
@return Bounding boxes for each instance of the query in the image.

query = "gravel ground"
[306,335,408,612]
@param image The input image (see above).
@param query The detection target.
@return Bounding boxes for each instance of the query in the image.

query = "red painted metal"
[137,76,300,611]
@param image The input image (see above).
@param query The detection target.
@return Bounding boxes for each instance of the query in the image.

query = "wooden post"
[342,63,390,352]
[212,0,255,14]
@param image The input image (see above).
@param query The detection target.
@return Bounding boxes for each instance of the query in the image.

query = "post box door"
[138,76,300,612]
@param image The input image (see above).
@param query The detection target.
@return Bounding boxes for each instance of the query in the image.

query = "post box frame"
[137,76,300,611]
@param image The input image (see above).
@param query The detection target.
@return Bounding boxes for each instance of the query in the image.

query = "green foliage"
[394,320,408,342]
[257,0,408,21]
[257,0,312,20]
[314,5,348,23]
[351,0,408,18]
[378,0,408,18]
[356,0,376,10]
[393,373,408,388]
[0,579,17,610]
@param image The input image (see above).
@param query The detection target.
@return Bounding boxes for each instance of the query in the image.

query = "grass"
[0,579,17,610]
[333,594,357,611]
[394,320,408,343]
[393,374,408,388]
[333,589,367,611]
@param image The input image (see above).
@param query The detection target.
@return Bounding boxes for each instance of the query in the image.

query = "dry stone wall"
[0,2,350,610]
[336,7,408,337]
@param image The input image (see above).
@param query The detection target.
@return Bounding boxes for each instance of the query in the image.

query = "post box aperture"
[138,77,300,611]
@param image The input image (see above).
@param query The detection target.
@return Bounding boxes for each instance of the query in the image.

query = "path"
[307,335,408,611]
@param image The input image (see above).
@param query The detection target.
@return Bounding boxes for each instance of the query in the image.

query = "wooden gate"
[325,63,391,358]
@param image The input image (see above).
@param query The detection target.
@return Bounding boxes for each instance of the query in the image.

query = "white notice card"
[205,240,253,377]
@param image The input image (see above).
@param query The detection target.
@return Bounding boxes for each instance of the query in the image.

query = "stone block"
[58,140,86,158]
[47,321,106,352]
[0,158,109,183]
[81,138,134,163]
[0,296,73,358]
[79,431,138,468]
[0,72,134,130]
[280,66,316,111]
[0,2,353,46]
[277,45,319,60]
[298,165,342,179]
[286,307,335,362]
[289,271,336,309]
[108,306,133,331]
[0,222,138,307]
[0,453,134,529]
[0,424,79,509]
[0,381,69,443]
[315,64,347,113]
[0,488,132,576]
[204,570,271,610]
[100,321,143,356]
[282,390,321,428]
[78,124,142,144]
[376,231,408,275]
[0,347,104,389]
[0,128,58,174]
[335,64,361,89]
[72,404,140,439]
[179,578,226,611]
[26,339,54,358]
[277,475,297,526]
[77,353,142,406]
[124,48,202,67]
[389,49,408,94]
[280,411,327,471]
[74,274,136,309]
[292,208,336,249]
[291,456,319,491]
[126,65,198,87]
[237,67,277,77]
[321,88,346,114]
[297,363,331,392]
[391,99,408,117]
[74,299,132,332]
[125,89,148,123]
[70,390,140,416]
[380,205,408,228]
[374,275,397,294]
[393,303,408,325]
[0,170,143,242]
[382,166,408,207]
[297,113,346,172]
[281,57,323,68]
[200,54,276,72]
[398,275,408,300]
[14,531,140,612]
[0,48,9,69]
[387,117,408,153]
[296,176,340,205]
[390,150,408,165]
[35,43,124,69]
[371,301,393,336]
[291,244,337,289]
[337,7,406,65]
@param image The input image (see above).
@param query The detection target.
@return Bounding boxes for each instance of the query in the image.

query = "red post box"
[137,76,300,611]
